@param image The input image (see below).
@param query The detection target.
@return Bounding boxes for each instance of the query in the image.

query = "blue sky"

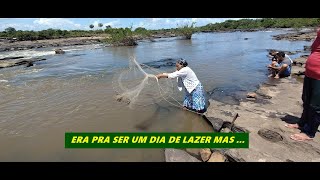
[0,18,246,31]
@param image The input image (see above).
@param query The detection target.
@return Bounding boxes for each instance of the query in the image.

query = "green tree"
[176,22,196,39]
[98,23,103,28]
[89,24,94,29]
[5,27,16,33]
[105,26,137,46]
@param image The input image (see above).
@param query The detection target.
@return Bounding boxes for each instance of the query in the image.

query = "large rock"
[304,45,311,51]
[208,151,226,162]
[165,148,201,162]
[0,58,46,68]
[202,115,224,132]
[291,65,305,76]
[205,78,320,162]
[223,149,246,162]
[247,92,257,99]
[292,57,307,66]
[200,148,212,162]
[55,48,65,54]
[272,32,316,41]
[0,56,24,61]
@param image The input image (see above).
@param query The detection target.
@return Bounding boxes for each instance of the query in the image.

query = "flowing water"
[0,30,312,161]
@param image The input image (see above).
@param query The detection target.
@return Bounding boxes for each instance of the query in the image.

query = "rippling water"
[0,30,312,161]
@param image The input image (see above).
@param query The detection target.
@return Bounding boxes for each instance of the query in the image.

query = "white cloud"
[151,18,162,23]
[140,18,180,29]
[192,18,244,26]
[92,20,100,28]
[104,20,121,28]
[0,18,254,32]
[0,23,36,31]
[0,18,82,31]
[134,18,246,30]
[33,18,82,30]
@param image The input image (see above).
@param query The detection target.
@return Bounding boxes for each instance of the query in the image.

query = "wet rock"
[272,32,316,41]
[205,68,320,162]
[247,92,257,99]
[142,58,178,69]
[224,149,246,162]
[202,115,224,132]
[304,45,311,51]
[258,128,283,143]
[0,58,46,68]
[25,61,33,67]
[165,148,201,162]
[55,48,65,54]
[208,151,226,162]
[220,128,231,133]
[267,49,298,56]
[246,97,256,101]
[185,148,201,159]
[0,56,24,61]
[200,148,212,162]
[255,87,273,99]
[291,65,305,76]
[293,57,307,66]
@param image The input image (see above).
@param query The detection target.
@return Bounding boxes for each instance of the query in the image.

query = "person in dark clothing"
[285,26,320,141]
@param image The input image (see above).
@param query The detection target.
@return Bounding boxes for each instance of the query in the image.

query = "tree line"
[1,18,319,44]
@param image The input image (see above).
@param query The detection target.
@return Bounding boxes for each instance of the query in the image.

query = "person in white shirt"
[156,58,206,113]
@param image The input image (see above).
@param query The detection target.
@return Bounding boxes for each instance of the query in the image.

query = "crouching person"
[268,51,291,79]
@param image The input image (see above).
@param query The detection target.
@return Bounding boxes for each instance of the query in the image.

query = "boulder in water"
[26,61,33,67]
[55,49,65,54]
[247,92,257,99]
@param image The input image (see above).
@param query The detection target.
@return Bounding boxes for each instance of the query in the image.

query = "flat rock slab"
[0,58,46,68]
[165,148,201,162]
[206,75,320,162]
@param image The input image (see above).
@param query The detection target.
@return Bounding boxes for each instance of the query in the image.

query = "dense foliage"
[1,18,319,44]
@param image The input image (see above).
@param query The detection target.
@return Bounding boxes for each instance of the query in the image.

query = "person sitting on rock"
[267,51,279,75]
[268,50,292,64]
[268,50,278,62]
[268,51,291,79]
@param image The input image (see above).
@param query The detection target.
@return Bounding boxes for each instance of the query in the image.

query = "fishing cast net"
[112,56,179,109]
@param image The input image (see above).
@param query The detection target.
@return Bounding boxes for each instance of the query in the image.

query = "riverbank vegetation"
[1,18,319,45]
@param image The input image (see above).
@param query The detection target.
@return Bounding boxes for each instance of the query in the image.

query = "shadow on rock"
[280,114,301,124]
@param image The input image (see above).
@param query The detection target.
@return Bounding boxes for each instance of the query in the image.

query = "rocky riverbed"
[272,29,317,41]
[0,36,106,52]
[165,55,320,162]
[0,32,177,53]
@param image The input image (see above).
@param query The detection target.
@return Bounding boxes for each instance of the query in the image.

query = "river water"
[0,30,311,161]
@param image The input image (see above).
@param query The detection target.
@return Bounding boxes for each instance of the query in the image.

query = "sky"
[0,18,246,31]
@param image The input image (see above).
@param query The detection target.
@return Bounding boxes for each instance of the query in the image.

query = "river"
[0,30,312,161]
